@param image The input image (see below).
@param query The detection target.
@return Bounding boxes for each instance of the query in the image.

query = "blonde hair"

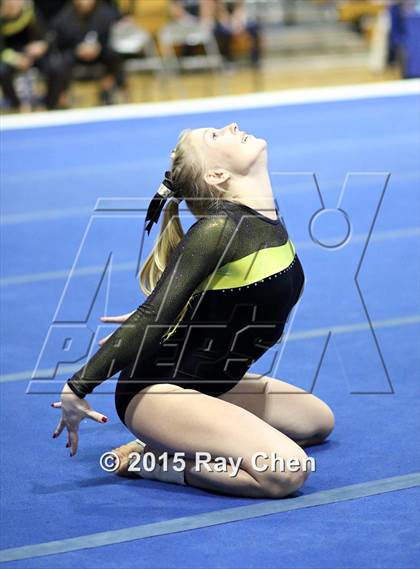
[139,129,229,340]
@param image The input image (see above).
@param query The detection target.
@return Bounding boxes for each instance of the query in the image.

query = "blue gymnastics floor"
[1,87,419,568]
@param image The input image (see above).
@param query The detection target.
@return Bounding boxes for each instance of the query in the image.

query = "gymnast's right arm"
[66,215,235,398]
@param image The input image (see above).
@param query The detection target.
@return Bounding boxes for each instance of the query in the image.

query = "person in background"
[388,1,406,66]
[34,0,122,24]
[169,0,213,24]
[33,0,68,24]
[212,0,261,67]
[0,0,65,111]
[168,0,261,67]
[162,0,215,60]
[50,0,126,105]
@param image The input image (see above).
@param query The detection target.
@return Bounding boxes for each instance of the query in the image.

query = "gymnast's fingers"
[52,417,65,439]
[68,429,79,457]
[85,409,108,424]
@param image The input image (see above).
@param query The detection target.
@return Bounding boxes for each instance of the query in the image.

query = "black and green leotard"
[67,200,305,425]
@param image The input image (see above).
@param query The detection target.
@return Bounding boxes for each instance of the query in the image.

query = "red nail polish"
[101,417,108,423]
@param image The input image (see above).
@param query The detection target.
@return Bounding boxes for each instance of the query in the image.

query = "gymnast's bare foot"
[112,439,145,478]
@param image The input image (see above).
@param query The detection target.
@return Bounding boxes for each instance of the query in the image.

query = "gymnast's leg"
[218,372,335,447]
[121,383,311,498]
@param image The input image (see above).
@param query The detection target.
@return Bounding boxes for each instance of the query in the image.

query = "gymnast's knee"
[253,449,311,499]
[315,402,335,441]
[304,401,335,444]
[258,462,310,499]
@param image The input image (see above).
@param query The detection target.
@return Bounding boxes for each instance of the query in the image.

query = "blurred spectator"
[212,0,261,67]
[388,1,420,78]
[168,0,261,67]
[51,0,126,105]
[34,0,122,24]
[33,0,68,24]
[169,0,207,22]
[160,0,214,61]
[0,0,65,111]
[388,1,405,65]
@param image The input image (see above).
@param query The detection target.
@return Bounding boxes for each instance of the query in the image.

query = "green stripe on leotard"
[195,239,296,293]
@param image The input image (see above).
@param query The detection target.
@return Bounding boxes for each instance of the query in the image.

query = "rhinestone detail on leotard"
[221,257,296,292]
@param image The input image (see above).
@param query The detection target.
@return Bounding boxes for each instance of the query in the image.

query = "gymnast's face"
[190,123,267,185]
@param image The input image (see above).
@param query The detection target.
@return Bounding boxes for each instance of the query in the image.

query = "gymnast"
[51,122,334,498]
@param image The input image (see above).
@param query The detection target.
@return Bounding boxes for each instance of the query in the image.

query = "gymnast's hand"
[51,383,108,456]
[98,311,135,346]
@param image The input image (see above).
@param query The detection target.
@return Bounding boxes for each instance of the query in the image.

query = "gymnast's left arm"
[50,215,235,455]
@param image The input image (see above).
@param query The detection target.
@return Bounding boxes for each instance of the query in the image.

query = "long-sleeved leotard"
[67,200,305,425]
